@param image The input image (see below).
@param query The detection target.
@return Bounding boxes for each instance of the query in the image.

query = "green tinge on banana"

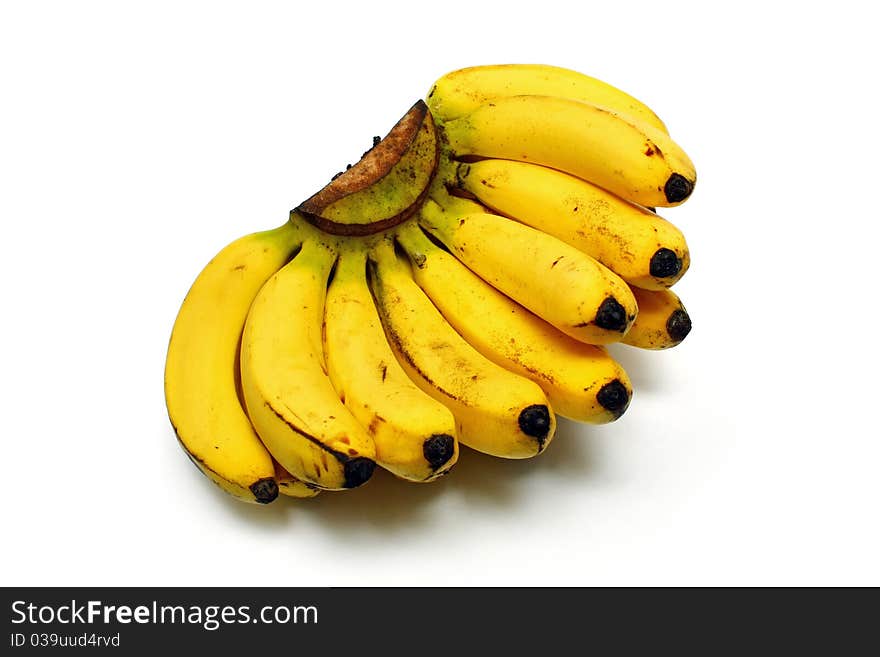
[296,100,439,236]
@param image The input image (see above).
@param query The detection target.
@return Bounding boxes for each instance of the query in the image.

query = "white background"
[2,1,877,586]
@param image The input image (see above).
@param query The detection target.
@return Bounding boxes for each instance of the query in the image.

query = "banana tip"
[249,478,280,504]
[595,297,629,332]
[649,248,683,279]
[667,309,692,343]
[597,380,631,417]
[664,173,694,203]
[343,457,376,488]
[423,434,456,470]
[518,405,552,446]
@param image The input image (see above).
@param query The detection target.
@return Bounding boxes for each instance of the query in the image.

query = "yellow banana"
[164,224,300,504]
[456,159,690,290]
[419,198,637,345]
[323,244,459,481]
[396,223,632,423]
[442,95,696,207]
[623,286,692,350]
[275,462,321,498]
[369,239,556,459]
[427,63,667,132]
[240,234,377,490]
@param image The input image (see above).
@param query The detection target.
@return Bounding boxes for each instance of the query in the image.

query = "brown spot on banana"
[367,414,387,434]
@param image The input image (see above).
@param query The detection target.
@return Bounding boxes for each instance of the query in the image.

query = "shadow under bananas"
[215,417,596,534]
[607,344,668,394]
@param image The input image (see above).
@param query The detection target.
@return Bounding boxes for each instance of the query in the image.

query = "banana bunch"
[164,64,697,504]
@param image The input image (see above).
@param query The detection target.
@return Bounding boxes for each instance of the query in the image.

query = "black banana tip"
[596,380,631,417]
[343,457,376,488]
[423,434,456,470]
[649,248,682,278]
[667,309,692,343]
[250,478,279,504]
[595,297,628,331]
[518,405,552,447]
[664,173,694,203]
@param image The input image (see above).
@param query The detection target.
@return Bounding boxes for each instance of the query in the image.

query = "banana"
[165,224,301,504]
[240,233,377,490]
[427,63,667,132]
[419,198,638,345]
[623,286,692,350]
[275,462,321,498]
[323,244,459,481]
[396,223,632,423]
[456,159,690,290]
[369,239,556,459]
[441,95,696,207]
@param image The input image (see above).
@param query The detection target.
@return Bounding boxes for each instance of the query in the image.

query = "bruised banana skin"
[441,95,696,208]
[165,224,303,504]
[427,63,668,132]
[419,198,638,345]
[623,286,692,350]
[456,159,690,290]
[323,245,459,481]
[369,239,556,459]
[396,223,632,423]
[240,235,377,490]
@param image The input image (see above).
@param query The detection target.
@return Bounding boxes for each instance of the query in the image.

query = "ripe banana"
[419,197,638,345]
[396,223,632,423]
[623,287,692,350]
[275,462,321,498]
[165,224,301,504]
[427,63,667,132]
[456,159,690,290]
[441,95,696,207]
[166,64,699,504]
[323,244,459,481]
[240,234,377,490]
[369,239,556,459]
